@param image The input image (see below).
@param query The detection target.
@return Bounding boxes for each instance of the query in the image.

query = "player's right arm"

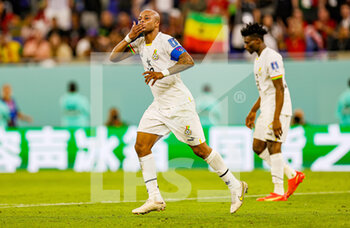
[246,97,260,129]
[109,21,145,62]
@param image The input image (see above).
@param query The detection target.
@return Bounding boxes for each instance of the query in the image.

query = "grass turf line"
[0,170,349,227]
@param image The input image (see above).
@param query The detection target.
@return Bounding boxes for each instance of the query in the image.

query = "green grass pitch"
[0,170,349,227]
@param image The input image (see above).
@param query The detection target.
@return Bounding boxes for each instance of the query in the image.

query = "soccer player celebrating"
[241,23,305,201]
[110,9,248,214]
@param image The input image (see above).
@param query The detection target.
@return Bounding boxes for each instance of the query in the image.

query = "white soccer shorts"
[253,113,291,143]
[137,101,206,146]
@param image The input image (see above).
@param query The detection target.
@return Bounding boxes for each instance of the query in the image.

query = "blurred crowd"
[1,0,350,64]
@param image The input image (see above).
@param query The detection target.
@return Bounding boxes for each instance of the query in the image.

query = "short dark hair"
[68,81,77,92]
[241,23,267,41]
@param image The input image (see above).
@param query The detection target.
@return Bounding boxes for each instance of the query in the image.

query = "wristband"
[161,69,170,77]
[124,34,132,43]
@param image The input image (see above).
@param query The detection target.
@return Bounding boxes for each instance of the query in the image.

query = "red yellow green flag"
[183,12,228,54]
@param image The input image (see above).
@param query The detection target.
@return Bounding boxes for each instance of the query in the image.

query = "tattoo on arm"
[168,52,194,75]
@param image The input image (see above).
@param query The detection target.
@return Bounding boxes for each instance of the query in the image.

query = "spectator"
[322,0,346,22]
[291,108,307,126]
[1,84,32,127]
[99,10,115,37]
[262,14,280,51]
[331,3,350,50]
[0,0,15,34]
[257,0,275,16]
[68,12,86,57]
[295,0,320,23]
[44,0,73,31]
[8,14,23,42]
[166,8,184,41]
[108,29,123,50]
[81,0,101,30]
[105,107,126,127]
[75,28,98,59]
[47,17,66,39]
[0,33,21,63]
[115,11,132,37]
[48,32,73,62]
[313,7,337,50]
[22,28,52,62]
[231,0,256,52]
[60,81,90,127]
[337,79,350,125]
[196,84,222,126]
[285,9,307,56]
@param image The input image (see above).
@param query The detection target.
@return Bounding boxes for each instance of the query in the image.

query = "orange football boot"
[286,171,305,198]
[257,193,287,201]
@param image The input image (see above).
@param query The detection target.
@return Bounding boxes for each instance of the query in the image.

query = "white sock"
[270,153,284,195]
[139,154,162,200]
[205,150,241,192]
[259,149,296,179]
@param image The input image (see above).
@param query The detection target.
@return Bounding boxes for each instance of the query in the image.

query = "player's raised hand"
[272,119,282,139]
[143,71,164,86]
[245,112,256,129]
[128,21,145,40]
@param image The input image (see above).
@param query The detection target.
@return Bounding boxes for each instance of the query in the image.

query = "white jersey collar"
[258,47,269,59]
[145,32,161,45]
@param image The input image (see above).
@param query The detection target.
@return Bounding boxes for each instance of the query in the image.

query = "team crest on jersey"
[184,125,192,136]
[152,49,159,60]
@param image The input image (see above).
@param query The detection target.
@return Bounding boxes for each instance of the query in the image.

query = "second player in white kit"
[110,9,247,215]
[253,46,292,143]
[241,23,305,202]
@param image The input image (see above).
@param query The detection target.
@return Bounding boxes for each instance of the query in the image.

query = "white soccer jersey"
[253,47,292,116]
[129,32,193,108]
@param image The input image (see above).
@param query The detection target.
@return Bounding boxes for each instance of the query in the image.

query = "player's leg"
[132,132,166,214]
[252,133,297,185]
[257,148,297,179]
[189,142,248,213]
[135,132,162,200]
[132,103,169,214]
[189,142,242,194]
[254,113,286,201]
[257,141,287,201]
[263,115,304,198]
[266,141,285,196]
[254,138,297,181]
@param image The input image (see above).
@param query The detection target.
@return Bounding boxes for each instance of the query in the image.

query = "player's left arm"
[272,78,284,139]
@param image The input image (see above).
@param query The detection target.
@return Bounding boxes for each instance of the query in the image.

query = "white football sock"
[139,154,162,200]
[270,153,284,195]
[259,149,296,179]
[205,150,241,192]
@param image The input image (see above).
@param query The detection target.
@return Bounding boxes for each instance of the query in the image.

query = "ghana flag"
[183,12,228,53]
